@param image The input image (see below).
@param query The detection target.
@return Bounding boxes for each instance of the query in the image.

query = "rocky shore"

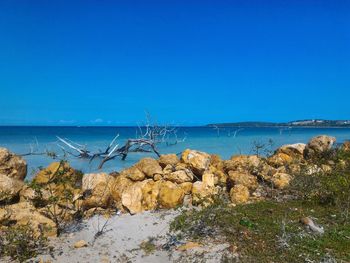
[1,135,349,262]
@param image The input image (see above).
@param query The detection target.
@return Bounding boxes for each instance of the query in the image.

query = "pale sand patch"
[34,209,234,263]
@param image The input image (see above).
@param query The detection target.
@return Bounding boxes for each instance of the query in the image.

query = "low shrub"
[0,224,49,262]
[290,147,350,216]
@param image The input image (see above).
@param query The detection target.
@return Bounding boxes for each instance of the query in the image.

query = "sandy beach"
[34,209,232,263]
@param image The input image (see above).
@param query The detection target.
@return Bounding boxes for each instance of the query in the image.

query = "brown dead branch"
[56,116,185,169]
[57,136,91,158]
[19,138,58,159]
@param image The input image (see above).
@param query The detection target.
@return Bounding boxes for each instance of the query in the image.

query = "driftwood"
[57,117,185,169]
[17,116,185,171]
[212,125,222,137]
[232,128,244,137]
[19,137,58,158]
[57,136,91,158]
[166,132,187,146]
[212,126,244,138]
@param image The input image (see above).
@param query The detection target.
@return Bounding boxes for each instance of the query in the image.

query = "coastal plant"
[170,145,350,261]
[171,197,350,262]
[317,165,350,217]
[290,147,350,217]
[28,160,84,234]
[139,237,157,255]
[250,139,274,157]
[0,224,49,262]
[90,214,111,246]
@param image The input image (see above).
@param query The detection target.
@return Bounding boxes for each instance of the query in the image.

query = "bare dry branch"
[57,115,185,169]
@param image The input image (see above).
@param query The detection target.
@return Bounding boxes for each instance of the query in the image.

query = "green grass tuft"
[171,199,350,262]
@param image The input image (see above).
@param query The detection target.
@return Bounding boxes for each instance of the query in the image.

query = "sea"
[1,126,350,180]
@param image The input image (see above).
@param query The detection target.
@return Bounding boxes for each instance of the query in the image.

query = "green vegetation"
[140,237,157,255]
[28,161,84,233]
[171,199,350,262]
[171,148,350,262]
[293,148,350,212]
[0,225,49,262]
[0,161,84,262]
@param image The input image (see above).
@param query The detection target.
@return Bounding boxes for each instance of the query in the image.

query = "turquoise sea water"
[1,126,350,180]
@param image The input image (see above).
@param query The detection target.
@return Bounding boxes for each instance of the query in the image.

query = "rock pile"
[0,135,346,238]
[0,147,27,203]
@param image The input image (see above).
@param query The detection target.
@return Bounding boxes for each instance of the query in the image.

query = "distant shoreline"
[0,119,350,128]
[206,125,350,129]
[0,125,350,129]
[207,119,350,128]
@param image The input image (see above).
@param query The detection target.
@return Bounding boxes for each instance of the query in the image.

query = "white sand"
[35,209,233,263]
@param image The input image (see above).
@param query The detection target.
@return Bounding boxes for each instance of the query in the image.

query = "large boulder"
[38,203,78,223]
[158,154,179,168]
[181,149,211,175]
[191,173,217,206]
[19,184,50,203]
[257,162,279,181]
[271,173,292,189]
[163,169,194,184]
[121,179,180,214]
[33,162,62,184]
[230,184,250,204]
[276,143,306,158]
[119,166,145,181]
[208,155,227,185]
[135,158,163,178]
[0,148,27,203]
[210,154,225,171]
[110,175,133,207]
[28,162,83,210]
[224,155,276,181]
[227,171,258,190]
[267,152,293,168]
[121,180,149,214]
[0,147,27,180]
[304,135,336,159]
[224,155,261,173]
[163,164,176,174]
[0,202,57,237]
[202,172,215,187]
[208,165,228,185]
[141,180,161,211]
[164,163,194,175]
[0,174,24,203]
[33,162,81,187]
[158,181,185,209]
[82,173,115,209]
[179,182,193,195]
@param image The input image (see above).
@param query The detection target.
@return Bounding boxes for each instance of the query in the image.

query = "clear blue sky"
[0,0,349,126]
